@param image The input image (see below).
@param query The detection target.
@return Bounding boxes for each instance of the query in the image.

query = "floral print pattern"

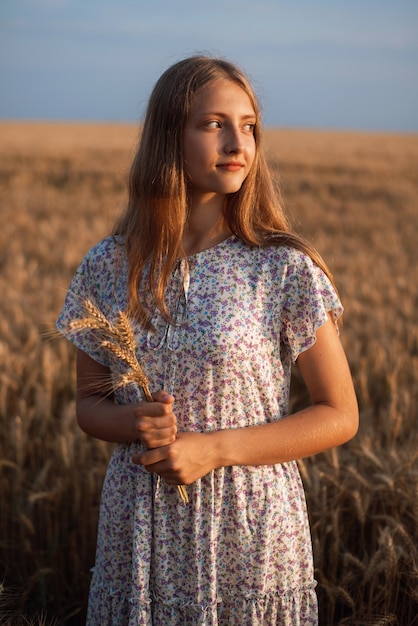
[57,235,343,625]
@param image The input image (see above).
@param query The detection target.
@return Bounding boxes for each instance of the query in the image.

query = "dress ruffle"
[87,581,318,626]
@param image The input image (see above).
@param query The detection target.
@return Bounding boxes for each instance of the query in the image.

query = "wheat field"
[0,122,417,625]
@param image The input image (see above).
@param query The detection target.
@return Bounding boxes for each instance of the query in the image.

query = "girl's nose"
[224,127,244,154]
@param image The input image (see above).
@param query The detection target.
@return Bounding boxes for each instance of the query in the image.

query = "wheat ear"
[70,299,188,504]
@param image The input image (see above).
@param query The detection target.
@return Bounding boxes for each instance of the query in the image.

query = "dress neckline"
[186,234,237,260]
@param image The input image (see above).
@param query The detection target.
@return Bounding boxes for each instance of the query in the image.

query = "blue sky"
[1,0,417,131]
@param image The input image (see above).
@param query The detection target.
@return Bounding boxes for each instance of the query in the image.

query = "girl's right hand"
[133,390,177,449]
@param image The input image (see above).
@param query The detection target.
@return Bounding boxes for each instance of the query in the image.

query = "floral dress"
[57,234,343,626]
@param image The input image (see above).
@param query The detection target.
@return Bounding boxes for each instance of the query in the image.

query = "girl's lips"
[217,162,244,171]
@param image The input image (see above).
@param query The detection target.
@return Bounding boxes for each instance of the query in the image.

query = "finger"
[140,430,177,449]
[131,453,142,465]
[135,414,177,437]
[132,446,168,466]
[134,400,176,420]
[138,415,177,430]
[152,390,175,404]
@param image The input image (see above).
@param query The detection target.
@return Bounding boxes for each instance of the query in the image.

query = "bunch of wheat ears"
[68,298,189,504]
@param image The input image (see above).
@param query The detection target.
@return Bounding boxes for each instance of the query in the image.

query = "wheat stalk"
[68,299,188,503]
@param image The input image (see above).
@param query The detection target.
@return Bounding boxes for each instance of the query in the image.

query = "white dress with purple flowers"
[57,235,343,626]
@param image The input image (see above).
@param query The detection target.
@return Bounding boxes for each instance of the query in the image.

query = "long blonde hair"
[114,55,335,326]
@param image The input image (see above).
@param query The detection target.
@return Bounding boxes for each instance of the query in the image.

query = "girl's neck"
[183,195,231,256]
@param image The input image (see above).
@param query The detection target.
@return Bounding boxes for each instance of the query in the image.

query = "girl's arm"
[135,316,359,483]
[75,349,178,446]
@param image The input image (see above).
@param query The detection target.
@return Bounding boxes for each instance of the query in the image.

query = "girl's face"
[183,79,256,205]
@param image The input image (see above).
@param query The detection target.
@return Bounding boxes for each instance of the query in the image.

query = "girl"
[57,56,358,625]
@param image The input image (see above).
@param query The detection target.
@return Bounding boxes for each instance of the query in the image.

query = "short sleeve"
[280,249,343,362]
[56,237,123,366]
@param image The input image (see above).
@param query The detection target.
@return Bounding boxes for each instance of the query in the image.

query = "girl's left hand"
[132,431,215,484]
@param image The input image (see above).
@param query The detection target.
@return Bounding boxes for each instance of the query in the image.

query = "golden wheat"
[1,122,417,624]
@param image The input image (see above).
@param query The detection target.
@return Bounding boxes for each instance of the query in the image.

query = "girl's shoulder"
[222,237,322,285]
[248,240,318,275]
[250,242,339,302]
[261,242,312,263]
[72,235,128,301]
[81,235,126,268]
[230,235,311,261]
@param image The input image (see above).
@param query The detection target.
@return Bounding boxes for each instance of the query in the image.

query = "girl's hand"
[133,390,177,449]
[75,350,178,444]
[132,431,216,484]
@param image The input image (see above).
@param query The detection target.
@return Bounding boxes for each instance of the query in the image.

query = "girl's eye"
[243,123,256,132]
[205,120,221,129]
